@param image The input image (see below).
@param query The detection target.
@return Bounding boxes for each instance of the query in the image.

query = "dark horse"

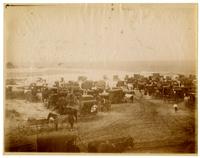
[47,112,76,130]
[64,107,78,122]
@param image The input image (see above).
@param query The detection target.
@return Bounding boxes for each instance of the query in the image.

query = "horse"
[64,107,78,122]
[47,112,76,130]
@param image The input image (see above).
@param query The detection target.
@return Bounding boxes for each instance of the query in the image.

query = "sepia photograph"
[4,3,198,154]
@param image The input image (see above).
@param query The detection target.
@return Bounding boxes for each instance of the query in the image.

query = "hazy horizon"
[6,60,196,75]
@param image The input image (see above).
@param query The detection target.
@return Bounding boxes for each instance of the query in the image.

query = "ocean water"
[5,67,189,87]
[6,67,133,86]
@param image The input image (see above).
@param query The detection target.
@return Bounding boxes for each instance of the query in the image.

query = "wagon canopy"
[94,80,106,89]
[81,81,93,90]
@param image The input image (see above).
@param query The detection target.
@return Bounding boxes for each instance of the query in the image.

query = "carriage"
[123,89,135,103]
[79,95,98,115]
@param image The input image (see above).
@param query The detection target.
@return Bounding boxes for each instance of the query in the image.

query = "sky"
[4,4,197,66]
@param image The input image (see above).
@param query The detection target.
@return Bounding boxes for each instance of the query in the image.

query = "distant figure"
[173,104,178,112]
[139,90,143,99]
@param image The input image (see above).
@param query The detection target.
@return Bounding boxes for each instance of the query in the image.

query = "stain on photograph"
[4,4,197,154]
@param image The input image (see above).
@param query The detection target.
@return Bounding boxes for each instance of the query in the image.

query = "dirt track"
[5,92,196,153]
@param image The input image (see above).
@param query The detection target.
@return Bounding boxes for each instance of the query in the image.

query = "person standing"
[184,93,189,106]
[173,104,178,112]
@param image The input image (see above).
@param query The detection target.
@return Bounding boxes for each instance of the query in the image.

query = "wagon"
[108,89,125,104]
[162,86,174,102]
[81,81,94,90]
[87,89,99,97]
[99,92,111,111]
[79,95,97,115]
[94,80,106,90]
[173,86,184,101]
[73,87,83,97]
[123,90,135,103]
[116,81,125,88]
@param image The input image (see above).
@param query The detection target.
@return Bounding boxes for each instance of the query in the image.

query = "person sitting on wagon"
[91,104,98,114]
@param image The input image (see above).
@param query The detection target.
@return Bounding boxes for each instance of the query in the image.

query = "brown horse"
[64,107,78,122]
[47,112,76,130]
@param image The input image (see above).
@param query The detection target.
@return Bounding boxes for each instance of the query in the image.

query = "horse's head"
[47,112,57,120]
[47,112,51,120]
